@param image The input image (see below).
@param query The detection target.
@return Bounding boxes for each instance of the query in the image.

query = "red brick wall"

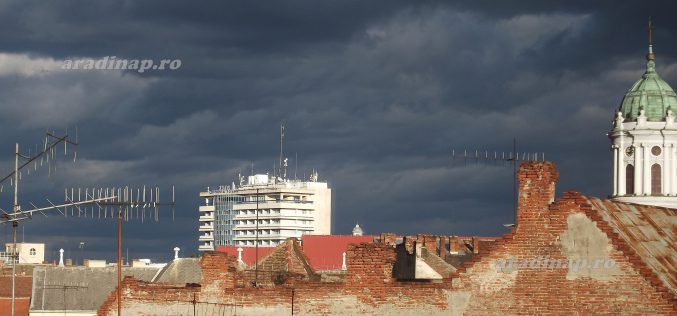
[345,243,396,285]
[454,162,674,315]
[200,251,240,298]
[97,162,675,315]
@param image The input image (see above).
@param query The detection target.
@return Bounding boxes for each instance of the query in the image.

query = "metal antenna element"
[0,131,78,316]
[38,283,88,313]
[0,132,176,316]
[61,186,175,316]
[279,123,285,180]
[450,139,546,228]
[52,186,176,222]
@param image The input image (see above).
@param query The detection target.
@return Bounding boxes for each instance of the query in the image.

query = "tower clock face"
[651,146,662,156]
[625,147,634,157]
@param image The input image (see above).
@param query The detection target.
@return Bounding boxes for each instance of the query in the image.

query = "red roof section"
[301,235,375,271]
[0,276,32,298]
[0,298,30,316]
[215,246,276,266]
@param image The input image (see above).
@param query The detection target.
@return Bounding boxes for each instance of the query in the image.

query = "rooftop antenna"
[279,123,284,180]
[60,187,174,316]
[38,283,88,313]
[0,131,79,316]
[451,138,546,228]
[294,152,298,181]
[0,132,175,316]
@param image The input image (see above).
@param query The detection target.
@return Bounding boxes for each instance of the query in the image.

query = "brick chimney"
[200,252,238,297]
[517,161,559,226]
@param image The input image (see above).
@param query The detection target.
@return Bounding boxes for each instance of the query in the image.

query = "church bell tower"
[609,21,677,208]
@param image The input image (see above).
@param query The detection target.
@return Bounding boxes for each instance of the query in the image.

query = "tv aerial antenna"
[451,138,545,228]
[0,131,175,316]
[37,283,88,313]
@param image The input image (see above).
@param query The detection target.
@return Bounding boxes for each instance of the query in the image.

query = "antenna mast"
[279,123,284,179]
[0,132,175,316]
[450,139,545,228]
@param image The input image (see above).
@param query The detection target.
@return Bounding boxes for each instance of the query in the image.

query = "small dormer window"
[29,248,36,256]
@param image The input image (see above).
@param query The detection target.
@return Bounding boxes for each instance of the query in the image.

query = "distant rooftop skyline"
[0,0,675,262]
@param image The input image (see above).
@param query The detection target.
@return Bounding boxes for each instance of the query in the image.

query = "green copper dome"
[618,57,677,122]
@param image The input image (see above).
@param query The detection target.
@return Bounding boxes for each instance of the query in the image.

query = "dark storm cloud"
[0,0,675,262]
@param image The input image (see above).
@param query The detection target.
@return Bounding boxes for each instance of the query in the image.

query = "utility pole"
[279,124,284,179]
[117,205,122,316]
[4,134,80,316]
[11,143,18,316]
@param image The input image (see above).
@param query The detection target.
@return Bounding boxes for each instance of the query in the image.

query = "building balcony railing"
[198,225,214,231]
[198,244,214,251]
[233,223,313,230]
[199,215,214,222]
[199,234,214,241]
[199,205,215,212]
[233,234,287,240]
[233,201,314,211]
[233,213,313,220]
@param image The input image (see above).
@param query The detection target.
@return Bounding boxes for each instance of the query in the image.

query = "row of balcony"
[233,212,313,220]
[233,201,314,211]
[233,223,313,230]
[199,205,215,212]
[198,244,214,251]
[199,215,214,222]
[199,233,214,241]
[199,225,214,231]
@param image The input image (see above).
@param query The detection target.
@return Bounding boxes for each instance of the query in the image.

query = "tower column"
[664,144,671,194]
[672,145,677,195]
[618,146,626,195]
[643,144,651,194]
[634,144,642,195]
[612,146,618,196]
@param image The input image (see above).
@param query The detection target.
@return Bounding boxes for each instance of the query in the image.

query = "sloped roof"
[151,258,201,284]
[30,266,160,311]
[420,247,456,277]
[586,197,676,293]
[301,235,374,270]
[256,238,315,276]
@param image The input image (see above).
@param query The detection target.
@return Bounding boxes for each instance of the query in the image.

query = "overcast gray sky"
[0,0,675,262]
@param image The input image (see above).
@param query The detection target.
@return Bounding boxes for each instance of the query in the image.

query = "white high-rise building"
[199,172,332,251]
[609,24,677,208]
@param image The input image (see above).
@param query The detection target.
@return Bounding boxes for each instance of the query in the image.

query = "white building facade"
[1,242,45,264]
[199,173,332,251]
[609,35,677,208]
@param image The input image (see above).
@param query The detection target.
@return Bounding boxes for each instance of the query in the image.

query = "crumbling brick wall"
[98,244,456,316]
[97,162,675,315]
[452,162,675,315]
